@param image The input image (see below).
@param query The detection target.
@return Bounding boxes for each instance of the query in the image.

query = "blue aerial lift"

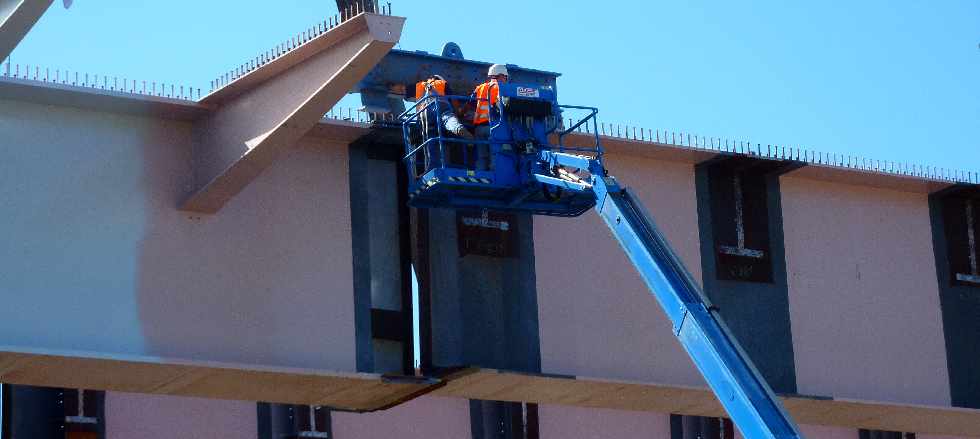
[399,79,805,439]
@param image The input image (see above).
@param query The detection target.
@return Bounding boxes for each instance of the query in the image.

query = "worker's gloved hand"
[443,114,473,139]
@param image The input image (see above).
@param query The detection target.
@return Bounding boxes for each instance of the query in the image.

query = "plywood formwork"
[5,350,977,436]
[0,348,436,411]
[433,369,980,437]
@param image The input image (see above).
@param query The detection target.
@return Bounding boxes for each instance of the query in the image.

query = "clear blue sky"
[6,0,978,173]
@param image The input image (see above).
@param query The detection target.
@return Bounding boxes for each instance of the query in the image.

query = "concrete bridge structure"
[0,4,979,439]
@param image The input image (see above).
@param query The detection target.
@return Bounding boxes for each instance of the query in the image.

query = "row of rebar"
[322,106,398,124]
[209,0,392,93]
[320,106,978,186]
[0,1,395,100]
[0,60,200,100]
[559,118,979,185]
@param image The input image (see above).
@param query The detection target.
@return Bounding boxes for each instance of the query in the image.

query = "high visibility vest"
[472,80,499,125]
[415,78,447,101]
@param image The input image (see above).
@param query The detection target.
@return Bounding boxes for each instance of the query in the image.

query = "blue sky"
[7,0,978,173]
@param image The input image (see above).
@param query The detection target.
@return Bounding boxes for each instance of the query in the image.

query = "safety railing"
[399,94,492,180]
[556,104,603,157]
[398,93,604,182]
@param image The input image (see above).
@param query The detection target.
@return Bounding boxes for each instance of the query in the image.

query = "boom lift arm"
[539,151,802,439]
[401,83,804,438]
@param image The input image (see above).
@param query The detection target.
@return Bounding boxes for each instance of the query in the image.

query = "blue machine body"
[399,77,806,438]
[400,82,599,217]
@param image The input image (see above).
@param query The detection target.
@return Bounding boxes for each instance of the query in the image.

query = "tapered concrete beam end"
[180,13,405,214]
[363,11,403,44]
[0,0,54,60]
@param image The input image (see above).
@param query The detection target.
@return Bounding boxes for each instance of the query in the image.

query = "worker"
[415,75,470,137]
[414,75,471,171]
[471,64,508,170]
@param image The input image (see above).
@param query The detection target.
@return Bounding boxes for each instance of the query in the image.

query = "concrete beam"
[0,0,53,60]
[180,12,404,213]
[0,348,436,411]
[432,369,980,438]
[4,346,978,436]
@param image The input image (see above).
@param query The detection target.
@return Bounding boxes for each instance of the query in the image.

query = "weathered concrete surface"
[537,405,670,438]
[332,396,472,438]
[694,159,799,394]
[181,13,404,213]
[535,153,704,386]
[106,392,257,439]
[0,99,358,373]
[538,410,857,439]
[0,0,52,60]
[781,176,951,406]
[426,208,540,372]
[794,425,856,439]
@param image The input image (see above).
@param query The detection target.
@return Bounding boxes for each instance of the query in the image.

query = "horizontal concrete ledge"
[307,116,372,144]
[0,78,968,196]
[0,77,212,121]
[2,352,976,435]
[785,163,953,194]
[432,369,980,437]
[560,132,719,165]
[0,347,438,412]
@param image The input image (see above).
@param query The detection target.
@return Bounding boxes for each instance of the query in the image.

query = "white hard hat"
[487,64,509,77]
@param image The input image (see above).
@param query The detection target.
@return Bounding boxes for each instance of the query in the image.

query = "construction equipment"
[400,82,805,438]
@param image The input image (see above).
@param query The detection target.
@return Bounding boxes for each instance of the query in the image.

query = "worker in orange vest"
[414,74,471,171]
[415,74,470,138]
[470,64,508,170]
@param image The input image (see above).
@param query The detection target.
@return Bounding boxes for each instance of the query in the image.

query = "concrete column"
[694,157,800,394]
[424,207,540,439]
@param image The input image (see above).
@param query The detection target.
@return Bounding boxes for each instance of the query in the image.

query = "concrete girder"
[0,349,435,411]
[180,12,404,213]
[0,0,53,61]
[3,349,979,436]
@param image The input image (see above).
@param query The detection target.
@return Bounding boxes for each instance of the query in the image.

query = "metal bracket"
[955,273,980,285]
[719,173,765,259]
[957,199,979,285]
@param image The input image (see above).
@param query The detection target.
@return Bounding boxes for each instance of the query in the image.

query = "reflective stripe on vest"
[473,81,499,125]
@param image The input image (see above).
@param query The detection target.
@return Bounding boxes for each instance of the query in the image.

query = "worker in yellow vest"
[470,64,508,170]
